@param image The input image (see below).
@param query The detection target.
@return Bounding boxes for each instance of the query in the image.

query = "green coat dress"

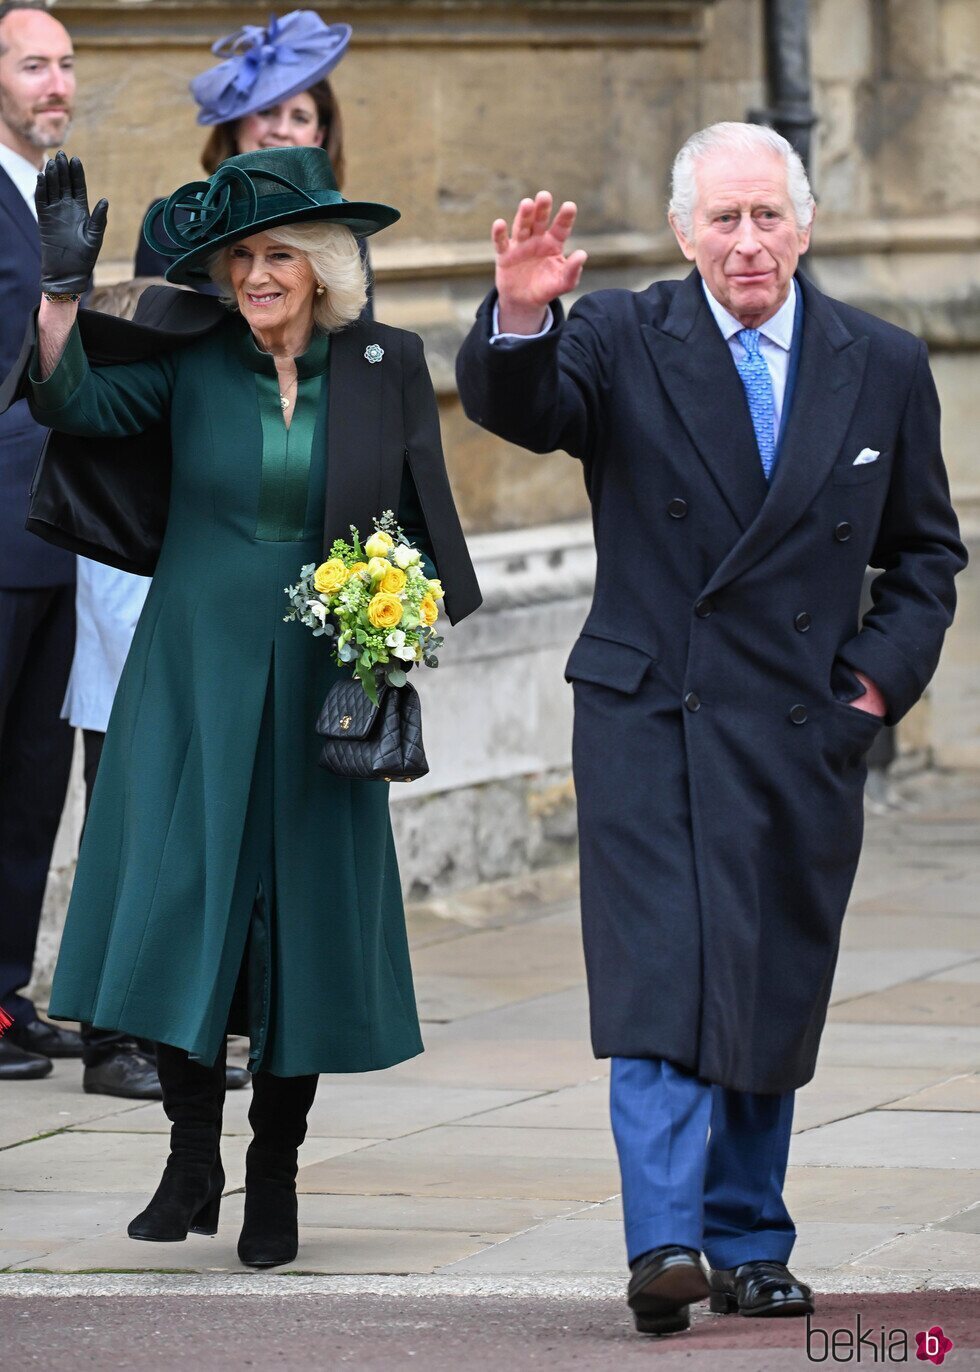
[34,314,430,1077]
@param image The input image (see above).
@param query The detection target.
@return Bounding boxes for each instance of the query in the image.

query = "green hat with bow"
[143,146,399,285]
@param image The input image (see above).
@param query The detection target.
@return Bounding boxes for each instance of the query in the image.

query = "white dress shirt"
[491,279,798,440]
[0,141,39,218]
[701,279,797,438]
[62,560,152,733]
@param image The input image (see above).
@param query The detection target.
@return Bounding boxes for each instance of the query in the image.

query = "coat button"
[668,498,688,519]
[684,691,701,713]
[789,704,808,724]
[794,611,812,632]
[834,521,852,543]
[695,597,714,618]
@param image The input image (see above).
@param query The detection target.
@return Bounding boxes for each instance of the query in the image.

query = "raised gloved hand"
[35,151,108,296]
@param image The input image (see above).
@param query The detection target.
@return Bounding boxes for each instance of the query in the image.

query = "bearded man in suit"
[456,121,965,1333]
[0,0,83,1078]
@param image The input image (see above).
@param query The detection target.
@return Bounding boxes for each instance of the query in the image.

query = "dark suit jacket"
[456,269,966,1093]
[0,164,74,586]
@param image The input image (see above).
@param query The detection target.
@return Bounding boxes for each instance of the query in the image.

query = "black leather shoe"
[709,1260,815,1317]
[84,1047,164,1100]
[0,1038,53,1079]
[6,1017,83,1058]
[627,1245,710,1335]
[225,1065,251,1091]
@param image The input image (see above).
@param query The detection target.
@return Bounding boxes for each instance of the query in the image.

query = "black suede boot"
[237,1070,318,1268]
[128,1041,227,1242]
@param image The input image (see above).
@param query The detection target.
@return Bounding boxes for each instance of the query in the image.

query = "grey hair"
[668,121,815,238]
[209,221,367,333]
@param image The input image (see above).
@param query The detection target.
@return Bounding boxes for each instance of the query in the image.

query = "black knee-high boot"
[128,1041,227,1242]
[237,1070,318,1268]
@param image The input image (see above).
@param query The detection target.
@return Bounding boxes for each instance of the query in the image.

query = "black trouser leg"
[0,586,74,1026]
[78,728,146,1067]
[238,1071,319,1267]
[127,1040,227,1242]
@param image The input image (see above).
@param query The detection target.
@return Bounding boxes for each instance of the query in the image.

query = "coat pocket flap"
[316,679,383,740]
[564,633,652,694]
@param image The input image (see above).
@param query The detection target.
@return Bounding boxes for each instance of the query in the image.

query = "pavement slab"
[0,769,976,1326]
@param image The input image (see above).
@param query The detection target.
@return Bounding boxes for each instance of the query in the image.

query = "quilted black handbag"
[315,678,429,782]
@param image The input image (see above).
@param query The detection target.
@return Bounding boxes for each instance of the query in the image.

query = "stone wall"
[26,0,980,995]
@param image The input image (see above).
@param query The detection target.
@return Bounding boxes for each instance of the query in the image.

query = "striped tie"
[735,329,776,479]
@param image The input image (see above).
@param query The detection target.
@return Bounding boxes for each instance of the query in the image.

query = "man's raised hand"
[493,191,587,335]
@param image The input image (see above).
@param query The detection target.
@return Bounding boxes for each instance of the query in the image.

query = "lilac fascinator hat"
[191,11,352,127]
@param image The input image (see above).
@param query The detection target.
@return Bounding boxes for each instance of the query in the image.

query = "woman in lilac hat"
[135,12,359,285]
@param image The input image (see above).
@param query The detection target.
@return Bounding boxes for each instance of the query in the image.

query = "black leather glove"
[35,151,108,296]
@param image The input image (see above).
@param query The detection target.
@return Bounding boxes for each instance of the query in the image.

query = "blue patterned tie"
[734,329,776,479]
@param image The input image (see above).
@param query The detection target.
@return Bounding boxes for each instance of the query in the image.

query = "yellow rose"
[419,594,439,627]
[381,566,407,594]
[366,557,390,582]
[313,558,349,595]
[426,578,445,601]
[367,593,403,629]
[364,531,394,559]
[349,561,369,578]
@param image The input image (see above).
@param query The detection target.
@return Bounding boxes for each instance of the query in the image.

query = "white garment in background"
[61,558,151,732]
[0,142,40,217]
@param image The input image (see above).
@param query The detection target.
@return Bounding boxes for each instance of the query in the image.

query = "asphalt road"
[2,1291,977,1370]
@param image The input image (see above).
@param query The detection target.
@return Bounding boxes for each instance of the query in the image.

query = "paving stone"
[828,981,980,1026]
[828,948,977,1003]
[816,1022,980,1071]
[793,1066,949,1132]
[79,1084,533,1141]
[0,1191,149,1244]
[850,876,979,917]
[455,1078,611,1132]
[0,1242,58,1271]
[931,959,980,983]
[444,1217,623,1274]
[840,913,980,950]
[790,1111,980,1170]
[790,1222,909,1270]
[784,1168,978,1224]
[410,916,586,983]
[382,1037,601,1091]
[854,1229,980,1273]
[297,1144,620,1203]
[414,973,582,1023]
[938,1205,980,1235]
[881,1074,980,1113]
[0,1062,150,1150]
[283,1194,580,1234]
[8,1227,496,1276]
[0,1132,375,1193]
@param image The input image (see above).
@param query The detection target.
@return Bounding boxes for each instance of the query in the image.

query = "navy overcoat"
[456,269,966,1093]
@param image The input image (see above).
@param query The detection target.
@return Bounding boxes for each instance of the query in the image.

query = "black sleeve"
[454,287,612,464]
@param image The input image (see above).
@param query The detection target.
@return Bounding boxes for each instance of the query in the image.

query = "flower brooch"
[364,344,384,365]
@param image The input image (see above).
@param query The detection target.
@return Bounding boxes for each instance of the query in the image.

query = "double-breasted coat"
[26,299,480,1077]
[456,269,965,1094]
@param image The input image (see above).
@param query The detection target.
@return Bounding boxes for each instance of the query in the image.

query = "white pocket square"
[852,447,880,466]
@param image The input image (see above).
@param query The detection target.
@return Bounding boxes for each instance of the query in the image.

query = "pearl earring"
[316,285,325,296]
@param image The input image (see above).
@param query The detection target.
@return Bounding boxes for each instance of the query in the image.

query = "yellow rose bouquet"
[284,511,445,707]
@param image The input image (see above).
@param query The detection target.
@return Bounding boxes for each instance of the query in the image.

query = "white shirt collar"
[701,277,797,351]
[0,140,40,218]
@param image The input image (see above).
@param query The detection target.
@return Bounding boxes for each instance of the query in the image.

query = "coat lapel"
[0,165,40,257]
[642,269,769,532]
[703,274,869,596]
[324,321,387,551]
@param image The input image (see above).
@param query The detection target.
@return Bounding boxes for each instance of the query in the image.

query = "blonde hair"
[209,222,367,332]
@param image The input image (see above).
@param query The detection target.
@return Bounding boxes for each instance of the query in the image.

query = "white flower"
[306,600,328,623]
[385,629,406,649]
[393,543,420,569]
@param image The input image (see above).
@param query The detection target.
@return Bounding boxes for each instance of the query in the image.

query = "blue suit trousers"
[610,1056,796,1270]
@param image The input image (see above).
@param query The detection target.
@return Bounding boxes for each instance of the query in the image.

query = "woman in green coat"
[28,147,480,1268]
